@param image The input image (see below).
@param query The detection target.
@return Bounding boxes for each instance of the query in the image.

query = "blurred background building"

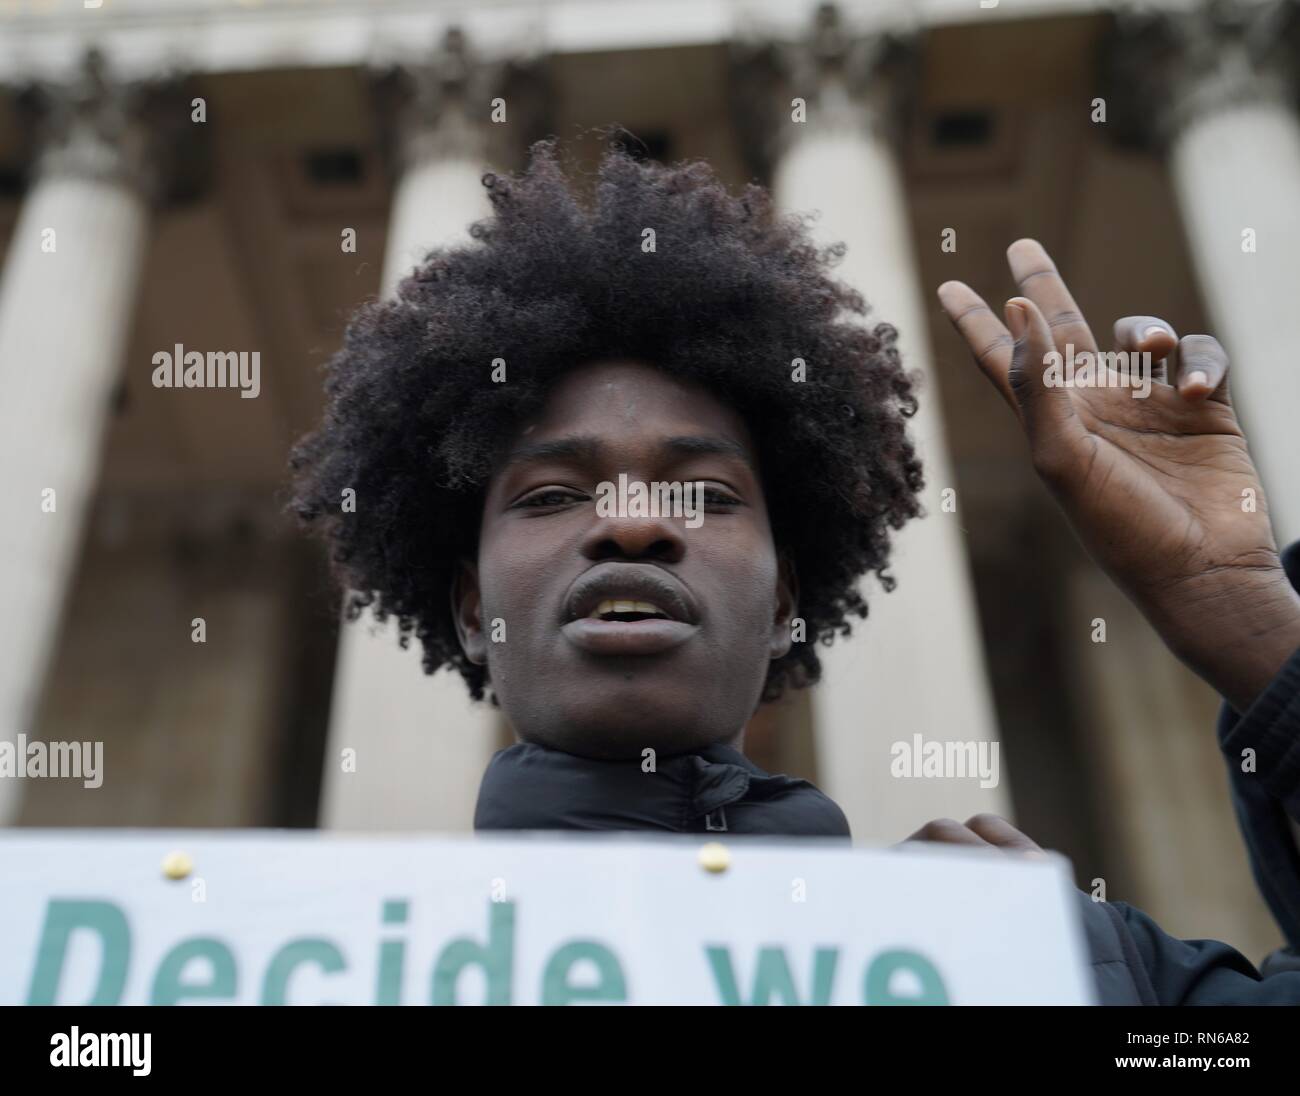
[2,0,1297,961]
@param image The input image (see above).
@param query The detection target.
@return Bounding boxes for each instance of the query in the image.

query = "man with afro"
[292,140,1300,1003]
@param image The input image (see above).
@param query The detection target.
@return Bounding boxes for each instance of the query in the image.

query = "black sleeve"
[1114,900,1300,1004]
[1216,539,1300,949]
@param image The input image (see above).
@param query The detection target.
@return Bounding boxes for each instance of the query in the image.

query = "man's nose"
[581,508,687,564]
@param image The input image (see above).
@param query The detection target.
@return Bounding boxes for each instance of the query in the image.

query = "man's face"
[454,360,796,760]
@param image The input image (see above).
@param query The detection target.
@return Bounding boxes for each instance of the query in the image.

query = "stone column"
[733,6,1008,844]
[320,30,539,831]
[0,51,155,825]
[1106,0,1300,541]
[376,29,499,294]
[1064,568,1278,958]
[1090,0,1300,948]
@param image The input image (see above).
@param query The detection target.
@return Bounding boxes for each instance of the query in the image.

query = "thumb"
[1005,296,1088,478]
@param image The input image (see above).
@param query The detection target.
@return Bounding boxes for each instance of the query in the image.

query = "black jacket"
[1216,539,1300,968]
[475,740,850,837]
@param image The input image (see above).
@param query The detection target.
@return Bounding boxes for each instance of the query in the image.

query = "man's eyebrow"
[661,435,755,469]
[501,433,755,470]
[502,435,603,468]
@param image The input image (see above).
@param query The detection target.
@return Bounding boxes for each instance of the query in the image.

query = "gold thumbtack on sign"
[161,851,193,880]
[698,842,730,874]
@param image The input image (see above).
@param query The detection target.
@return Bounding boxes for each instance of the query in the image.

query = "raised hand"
[937,239,1300,711]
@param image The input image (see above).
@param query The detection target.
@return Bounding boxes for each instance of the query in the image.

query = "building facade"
[2,0,1297,960]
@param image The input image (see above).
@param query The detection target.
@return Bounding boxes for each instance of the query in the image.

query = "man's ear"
[769,552,799,660]
[451,559,488,666]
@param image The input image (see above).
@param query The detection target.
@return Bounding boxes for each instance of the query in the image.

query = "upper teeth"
[592,599,667,618]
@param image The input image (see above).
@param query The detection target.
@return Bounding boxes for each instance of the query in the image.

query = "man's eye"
[686,484,741,509]
[659,484,741,509]
[700,488,741,508]
[513,489,587,509]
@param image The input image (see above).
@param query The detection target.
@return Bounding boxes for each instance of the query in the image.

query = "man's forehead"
[536,361,713,408]
[507,359,758,464]
[502,433,756,471]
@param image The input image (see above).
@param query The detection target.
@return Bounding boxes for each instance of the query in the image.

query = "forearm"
[1138,567,1300,714]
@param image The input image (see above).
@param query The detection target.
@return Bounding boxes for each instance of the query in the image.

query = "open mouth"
[561,565,700,655]
[563,563,698,627]
[588,599,674,623]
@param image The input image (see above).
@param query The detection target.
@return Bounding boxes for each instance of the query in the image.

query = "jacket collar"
[473,740,850,838]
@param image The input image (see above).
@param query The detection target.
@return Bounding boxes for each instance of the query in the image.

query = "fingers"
[1113,315,1178,358]
[1114,318,1232,403]
[1175,333,1231,405]
[898,815,1046,860]
[1113,315,1178,386]
[964,813,1046,858]
[1006,238,1097,355]
[944,237,1232,424]
[936,280,1018,414]
[1005,296,1089,478]
[903,817,992,848]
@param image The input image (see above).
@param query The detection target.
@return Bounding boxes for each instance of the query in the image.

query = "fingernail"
[1185,370,1209,390]
[1004,301,1025,339]
[1143,324,1167,342]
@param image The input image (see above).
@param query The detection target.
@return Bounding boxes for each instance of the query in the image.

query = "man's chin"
[517,714,738,762]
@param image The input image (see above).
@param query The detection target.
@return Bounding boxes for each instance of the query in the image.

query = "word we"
[152,344,261,398]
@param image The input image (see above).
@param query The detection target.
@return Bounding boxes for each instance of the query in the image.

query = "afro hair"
[289,139,924,702]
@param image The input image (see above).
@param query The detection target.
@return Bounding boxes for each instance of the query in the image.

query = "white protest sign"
[0,831,1096,1005]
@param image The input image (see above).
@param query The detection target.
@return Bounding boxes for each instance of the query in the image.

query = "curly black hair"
[289,139,924,703]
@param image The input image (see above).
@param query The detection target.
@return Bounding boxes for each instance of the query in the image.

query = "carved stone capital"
[15,48,206,203]
[1102,0,1300,151]
[371,26,550,175]
[730,2,919,179]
